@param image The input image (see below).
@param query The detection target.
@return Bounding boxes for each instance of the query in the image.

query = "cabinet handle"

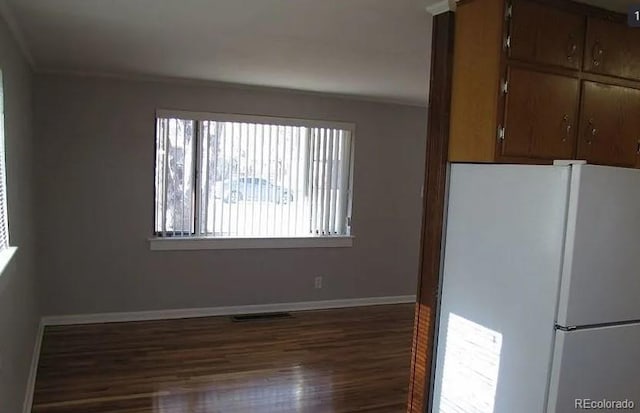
[561,115,571,142]
[566,35,577,61]
[637,140,640,155]
[592,41,604,67]
[586,119,597,145]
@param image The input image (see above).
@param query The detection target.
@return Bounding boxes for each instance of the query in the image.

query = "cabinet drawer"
[509,0,585,70]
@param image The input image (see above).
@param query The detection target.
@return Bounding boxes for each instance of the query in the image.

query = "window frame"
[153,116,198,238]
[0,70,17,279]
[149,109,356,250]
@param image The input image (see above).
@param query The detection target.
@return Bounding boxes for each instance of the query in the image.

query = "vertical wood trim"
[407,11,455,413]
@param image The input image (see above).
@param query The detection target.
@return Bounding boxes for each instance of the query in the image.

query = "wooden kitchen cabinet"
[584,17,640,81]
[502,67,579,160]
[448,0,640,168]
[509,0,585,70]
[577,82,640,168]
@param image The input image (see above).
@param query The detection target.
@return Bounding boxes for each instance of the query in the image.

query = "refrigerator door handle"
[555,324,577,332]
[557,319,640,332]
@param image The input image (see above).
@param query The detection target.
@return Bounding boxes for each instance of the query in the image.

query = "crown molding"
[0,0,35,68]
[425,0,457,15]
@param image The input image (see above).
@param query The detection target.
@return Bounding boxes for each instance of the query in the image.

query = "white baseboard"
[42,295,416,326]
[22,320,44,413]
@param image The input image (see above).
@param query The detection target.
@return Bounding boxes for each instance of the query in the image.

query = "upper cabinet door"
[577,82,640,167]
[501,67,579,160]
[509,0,585,70]
[584,17,640,80]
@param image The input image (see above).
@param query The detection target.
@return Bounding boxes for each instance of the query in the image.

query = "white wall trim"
[425,0,457,15]
[42,295,416,326]
[0,0,36,68]
[22,320,44,413]
[0,246,17,278]
[0,246,17,295]
[156,109,356,131]
[149,236,354,251]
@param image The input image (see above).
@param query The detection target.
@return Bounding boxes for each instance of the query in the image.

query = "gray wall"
[34,74,426,316]
[0,15,39,413]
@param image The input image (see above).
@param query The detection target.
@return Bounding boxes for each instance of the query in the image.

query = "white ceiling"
[3,0,436,106]
[2,0,633,106]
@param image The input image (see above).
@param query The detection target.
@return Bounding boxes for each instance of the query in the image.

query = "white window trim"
[0,246,17,278]
[0,70,13,277]
[148,236,353,251]
[156,109,356,133]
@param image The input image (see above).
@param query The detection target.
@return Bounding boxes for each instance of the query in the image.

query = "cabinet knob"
[566,35,577,61]
[561,115,571,142]
[592,41,604,67]
[586,119,597,145]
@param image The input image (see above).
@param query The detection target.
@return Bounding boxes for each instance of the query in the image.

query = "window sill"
[0,246,17,278]
[148,236,354,251]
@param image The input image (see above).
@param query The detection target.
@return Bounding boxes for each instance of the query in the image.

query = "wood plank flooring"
[32,304,415,413]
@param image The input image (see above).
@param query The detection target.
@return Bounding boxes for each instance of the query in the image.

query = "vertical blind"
[0,71,9,251]
[154,113,354,238]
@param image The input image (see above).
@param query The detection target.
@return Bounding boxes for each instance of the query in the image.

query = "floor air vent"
[230,312,293,322]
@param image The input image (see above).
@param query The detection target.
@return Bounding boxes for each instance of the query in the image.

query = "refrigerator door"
[558,165,640,328]
[547,324,640,413]
[432,164,570,413]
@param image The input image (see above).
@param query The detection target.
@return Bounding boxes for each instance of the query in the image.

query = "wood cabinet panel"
[584,17,640,80]
[448,0,505,163]
[510,0,585,70]
[577,82,640,167]
[501,67,579,160]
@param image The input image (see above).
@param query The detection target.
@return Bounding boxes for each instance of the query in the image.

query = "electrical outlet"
[314,276,323,289]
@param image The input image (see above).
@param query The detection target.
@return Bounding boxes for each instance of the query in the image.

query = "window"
[152,110,354,248]
[0,70,16,275]
[0,72,9,251]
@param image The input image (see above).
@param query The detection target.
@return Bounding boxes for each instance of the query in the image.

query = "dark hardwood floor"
[32,304,415,413]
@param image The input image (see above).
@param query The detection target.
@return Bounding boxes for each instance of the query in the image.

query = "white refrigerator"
[431,163,640,413]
